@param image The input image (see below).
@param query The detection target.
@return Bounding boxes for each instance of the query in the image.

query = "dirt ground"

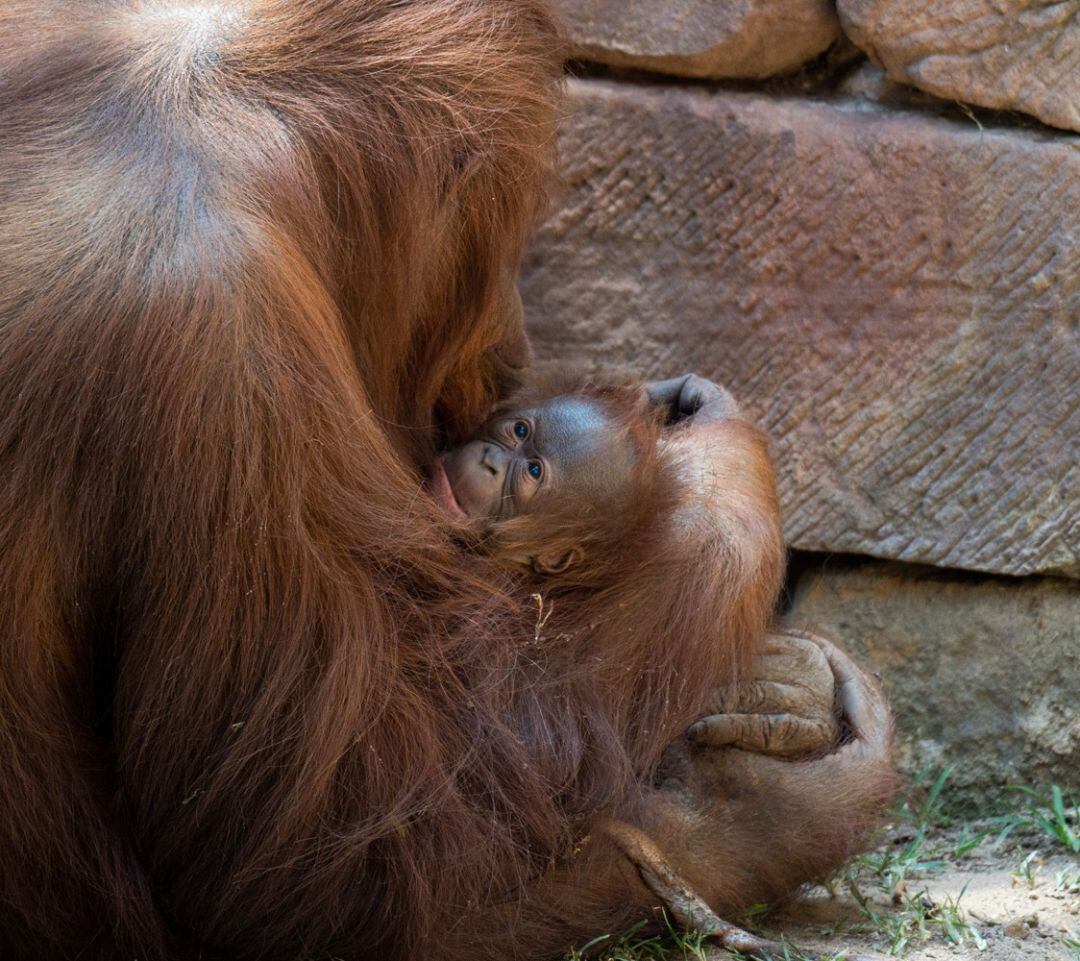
[759,823,1079,961]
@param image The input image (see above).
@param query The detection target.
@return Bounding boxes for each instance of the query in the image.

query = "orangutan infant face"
[432,396,636,525]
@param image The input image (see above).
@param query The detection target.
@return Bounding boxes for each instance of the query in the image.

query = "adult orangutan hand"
[687,629,841,758]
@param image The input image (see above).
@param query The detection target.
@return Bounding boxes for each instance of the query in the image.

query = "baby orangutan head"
[431,383,671,578]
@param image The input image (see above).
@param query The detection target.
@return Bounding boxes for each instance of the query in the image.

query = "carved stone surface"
[838,0,1080,133]
[789,559,1080,801]
[521,79,1080,577]
[550,0,839,79]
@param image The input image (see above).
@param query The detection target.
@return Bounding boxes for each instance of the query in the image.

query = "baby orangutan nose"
[479,443,506,477]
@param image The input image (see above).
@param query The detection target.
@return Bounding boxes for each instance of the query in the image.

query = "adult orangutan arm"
[461,634,896,961]
[644,632,897,912]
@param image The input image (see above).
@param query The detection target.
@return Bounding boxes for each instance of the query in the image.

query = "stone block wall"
[522,0,1079,802]
[789,560,1078,805]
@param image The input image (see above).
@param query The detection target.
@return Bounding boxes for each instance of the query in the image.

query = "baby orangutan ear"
[531,547,583,576]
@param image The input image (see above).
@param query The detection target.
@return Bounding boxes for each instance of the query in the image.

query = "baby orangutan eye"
[513,420,529,440]
[526,460,543,481]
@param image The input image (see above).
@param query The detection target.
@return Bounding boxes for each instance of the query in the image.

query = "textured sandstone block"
[788,560,1080,802]
[550,0,839,79]
[520,79,1080,577]
[838,0,1080,133]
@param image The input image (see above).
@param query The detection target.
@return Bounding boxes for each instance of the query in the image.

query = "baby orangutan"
[430,372,839,761]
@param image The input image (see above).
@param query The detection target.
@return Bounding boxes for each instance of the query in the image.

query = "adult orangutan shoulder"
[0,3,893,960]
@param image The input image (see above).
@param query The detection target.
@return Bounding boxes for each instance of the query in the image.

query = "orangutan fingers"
[758,635,835,685]
[711,679,827,719]
[644,374,738,425]
[679,375,736,419]
[789,632,892,754]
[760,636,833,675]
[687,711,838,758]
[763,637,836,683]
[839,675,893,755]
[761,630,826,659]
[707,644,836,721]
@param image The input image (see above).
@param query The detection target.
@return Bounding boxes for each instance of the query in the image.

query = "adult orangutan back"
[0,3,894,960]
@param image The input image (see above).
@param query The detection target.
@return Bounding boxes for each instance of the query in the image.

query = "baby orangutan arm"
[644,377,841,760]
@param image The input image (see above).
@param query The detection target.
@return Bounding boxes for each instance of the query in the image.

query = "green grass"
[989,784,1080,853]
[1054,865,1079,893]
[562,918,711,961]
[1062,931,1080,961]
[563,922,833,961]
[838,766,957,896]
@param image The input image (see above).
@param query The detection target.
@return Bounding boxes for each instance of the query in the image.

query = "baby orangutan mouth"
[430,456,468,519]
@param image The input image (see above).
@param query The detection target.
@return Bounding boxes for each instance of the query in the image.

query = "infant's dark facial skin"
[432,396,635,523]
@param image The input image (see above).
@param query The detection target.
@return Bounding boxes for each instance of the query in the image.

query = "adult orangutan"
[0,2,895,960]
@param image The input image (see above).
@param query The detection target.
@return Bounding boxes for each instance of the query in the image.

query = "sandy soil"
[759,825,1079,961]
